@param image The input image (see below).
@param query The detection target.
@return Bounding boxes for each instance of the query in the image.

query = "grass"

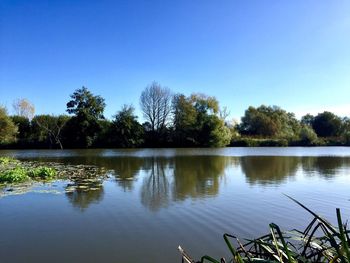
[0,157,57,183]
[179,195,350,263]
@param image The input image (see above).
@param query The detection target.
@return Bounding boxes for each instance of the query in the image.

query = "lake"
[1,147,350,263]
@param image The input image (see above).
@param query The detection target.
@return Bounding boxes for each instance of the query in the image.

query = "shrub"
[259,139,288,146]
[230,138,259,147]
[231,137,288,147]
[298,125,318,146]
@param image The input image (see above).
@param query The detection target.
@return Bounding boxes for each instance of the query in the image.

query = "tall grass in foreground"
[179,195,350,263]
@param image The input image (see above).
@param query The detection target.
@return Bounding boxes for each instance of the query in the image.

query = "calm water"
[1,147,350,263]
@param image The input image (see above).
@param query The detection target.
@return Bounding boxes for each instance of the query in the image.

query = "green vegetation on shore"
[0,157,56,183]
[1,84,350,148]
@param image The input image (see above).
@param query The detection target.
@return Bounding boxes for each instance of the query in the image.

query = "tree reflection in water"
[139,156,234,211]
[109,157,144,191]
[171,156,232,200]
[61,154,350,211]
[241,156,300,185]
[65,173,105,211]
[301,157,350,179]
[140,158,170,211]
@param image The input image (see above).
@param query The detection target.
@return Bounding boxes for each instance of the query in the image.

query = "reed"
[179,195,350,263]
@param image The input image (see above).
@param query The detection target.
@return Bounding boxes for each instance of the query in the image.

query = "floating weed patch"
[0,157,108,186]
[179,195,350,263]
[0,166,29,183]
[28,167,57,180]
[0,157,18,165]
[0,157,58,184]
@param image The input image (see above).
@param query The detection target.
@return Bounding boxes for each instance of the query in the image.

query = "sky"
[1,0,350,121]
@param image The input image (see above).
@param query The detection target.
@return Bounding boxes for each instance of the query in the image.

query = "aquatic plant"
[28,166,57,179]
[179,195,350,263]
[0,166,29,183]
[0,157,57,183]
[0,157,17,165]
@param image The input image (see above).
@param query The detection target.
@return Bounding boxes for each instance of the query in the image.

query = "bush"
[230,137,288,147]
[298,126,318,146]
[259,139,288,146]
[230,138,259,147]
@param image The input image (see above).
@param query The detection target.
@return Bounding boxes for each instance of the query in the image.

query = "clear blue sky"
[1,0,350,121]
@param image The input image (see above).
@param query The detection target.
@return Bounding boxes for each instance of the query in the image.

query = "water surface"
[0,147,350,263]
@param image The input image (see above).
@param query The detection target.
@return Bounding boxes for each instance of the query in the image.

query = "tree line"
[1,82,350,149]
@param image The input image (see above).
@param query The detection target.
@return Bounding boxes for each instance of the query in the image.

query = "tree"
[190,94,230,147]
[172,93,231,147]
[298,125,318,145]
[140,82,172,133]
[66,87,106,148]
[311,111,342,137]
[301,114,314,126]
[10,115,31,143]
[32,115,69,149]
[172,94,197,145]
[12,98,35,120]
[110,105,144,147]
[238,105,301,139]
[0,107,18,144]
[205,115,232,147]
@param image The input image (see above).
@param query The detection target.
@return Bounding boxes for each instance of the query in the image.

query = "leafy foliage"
[110,105,144,147]
[172,93,231,147]
[298,125,318,145]
[28,166,57,179]
[312,111,342,137]
[65,87,106,148]
[10,115,31,142]
[238,105,300,139]
[2,85,350,148]
[0,107,18,144]
[0,166,29,183]
[0,157,57,183]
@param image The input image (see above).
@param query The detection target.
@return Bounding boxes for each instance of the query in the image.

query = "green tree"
[301,114,314,126]
[204,115,232,147]
[66,87,106,148]
[172,94,197,145]
[110,105,144,148]
[10,115,31,143]
[172,93,231,147]
[311,111,342,137]
[0,107,18,144]
[238,105,300,139]
[298,125,318,145]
